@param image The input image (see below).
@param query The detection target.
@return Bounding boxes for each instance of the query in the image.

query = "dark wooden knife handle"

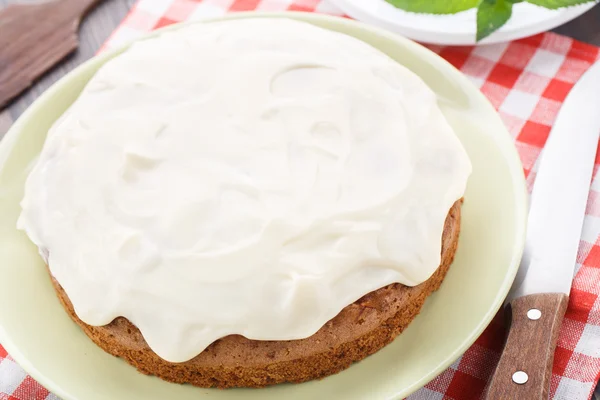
[486,293,568,399]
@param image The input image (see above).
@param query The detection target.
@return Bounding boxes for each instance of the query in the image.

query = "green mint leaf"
[477,0,514,41]
[385,0,480,14]
[525,0,596,9]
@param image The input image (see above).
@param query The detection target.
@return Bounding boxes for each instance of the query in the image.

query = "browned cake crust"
[51,201,461,388]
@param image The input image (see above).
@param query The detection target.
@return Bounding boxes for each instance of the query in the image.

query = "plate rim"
[327,0,596,45]
[0,11,528,400]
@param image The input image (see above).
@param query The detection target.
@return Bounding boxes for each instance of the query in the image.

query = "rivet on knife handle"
[486,293,569,400]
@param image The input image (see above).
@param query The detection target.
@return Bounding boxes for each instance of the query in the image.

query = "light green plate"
[0,12,527,400]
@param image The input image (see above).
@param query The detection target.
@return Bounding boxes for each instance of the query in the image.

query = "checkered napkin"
[2,1,600,399]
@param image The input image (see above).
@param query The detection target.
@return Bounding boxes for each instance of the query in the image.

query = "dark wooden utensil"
[0,0,103,109]
[486,293,569,399]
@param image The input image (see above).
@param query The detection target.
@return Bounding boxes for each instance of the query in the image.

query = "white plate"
[0,13,527,400]
[327,0,597,45]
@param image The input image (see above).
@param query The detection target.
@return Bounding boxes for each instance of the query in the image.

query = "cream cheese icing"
[18,18,472,363]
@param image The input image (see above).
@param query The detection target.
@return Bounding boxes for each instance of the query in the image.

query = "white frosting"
[18,19,471,363]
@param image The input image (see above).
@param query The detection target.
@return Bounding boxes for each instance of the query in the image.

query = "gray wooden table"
[0,1,599,399]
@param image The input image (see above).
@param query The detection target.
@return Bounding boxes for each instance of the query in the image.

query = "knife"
[486,60,600,399]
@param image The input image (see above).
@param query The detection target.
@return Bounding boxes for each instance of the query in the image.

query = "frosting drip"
[18,19,471,362]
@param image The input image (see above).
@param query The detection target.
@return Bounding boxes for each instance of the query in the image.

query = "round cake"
[18,18,471,388]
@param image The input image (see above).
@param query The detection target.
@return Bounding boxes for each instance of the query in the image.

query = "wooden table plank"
[554,5,600,45]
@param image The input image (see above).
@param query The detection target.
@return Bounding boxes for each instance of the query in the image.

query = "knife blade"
[486,60,600,400]
[509,60,600,301]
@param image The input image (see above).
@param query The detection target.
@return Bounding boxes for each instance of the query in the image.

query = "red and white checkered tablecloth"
[2,1,600,399]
